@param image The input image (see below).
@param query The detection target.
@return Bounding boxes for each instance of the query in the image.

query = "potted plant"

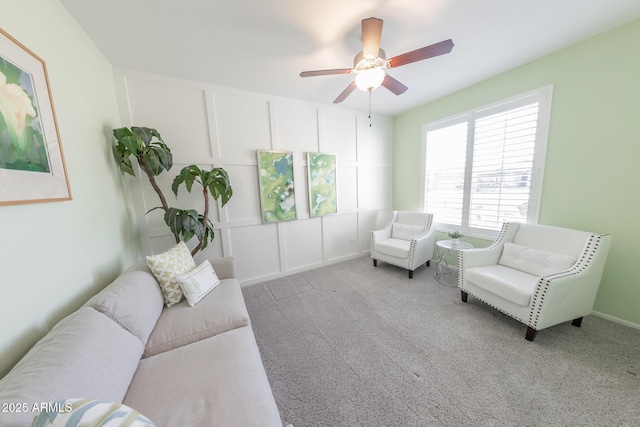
[112,126,233,256]
[448,230,464,245]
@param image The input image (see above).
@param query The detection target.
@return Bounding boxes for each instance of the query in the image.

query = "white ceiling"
[60,0,640,117]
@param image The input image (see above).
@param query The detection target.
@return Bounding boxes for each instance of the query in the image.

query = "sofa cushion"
[143,279,249,358]
[375,238,411,258]
[84,269,164,345]
[499,242,577,277]
[146,241,196,307]
[464,264,539,307]
[391,223,425,240]
[177,260,221,307]
[124,326,282,427]
[0,308,144,426]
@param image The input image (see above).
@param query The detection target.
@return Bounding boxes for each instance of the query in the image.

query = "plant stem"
[191,186,210,256]
[138,155,179,244]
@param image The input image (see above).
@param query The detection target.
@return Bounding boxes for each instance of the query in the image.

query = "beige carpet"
[242,256,640,427]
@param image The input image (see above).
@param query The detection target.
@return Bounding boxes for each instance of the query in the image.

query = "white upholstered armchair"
[458,222,612,341]
[370,211,436,278]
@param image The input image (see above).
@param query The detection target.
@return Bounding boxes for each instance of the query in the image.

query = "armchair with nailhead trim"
[458,222,612,341]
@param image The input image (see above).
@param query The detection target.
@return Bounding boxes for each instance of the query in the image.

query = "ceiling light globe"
[355,67,385,92]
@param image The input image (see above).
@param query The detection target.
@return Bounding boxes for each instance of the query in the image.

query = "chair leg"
[373,259,377,267]
[572,317,583,327]
[525,327,538,342]
[408,270,414,279]
[460,291,468,302]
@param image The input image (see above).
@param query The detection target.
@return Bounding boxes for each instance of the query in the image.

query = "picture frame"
[307,152,338,217]
[256,150,296,223]
[0,27,71,206]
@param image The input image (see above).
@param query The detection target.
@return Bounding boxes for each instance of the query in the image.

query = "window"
[421,87,552,238]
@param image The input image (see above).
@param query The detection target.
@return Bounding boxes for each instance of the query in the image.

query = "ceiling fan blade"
[333,81,357,103]
[381,74,408,95]
[388,39,454,68]
[300,68,352,77]
[362,17,383,59]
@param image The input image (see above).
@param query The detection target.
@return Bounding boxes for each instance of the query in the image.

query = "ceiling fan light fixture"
[355,67,385,92]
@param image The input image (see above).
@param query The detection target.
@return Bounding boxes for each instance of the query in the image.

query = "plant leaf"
[155,145,172,171]
[149,128,165,145]
[144,149,162,175]
[113,127,133,141]
[120,156,135,176]
[163,209,178,242]
[164,208,206,244]
[132,127,154,146]
[205,168,233,206]
[120,135,141,155]
[172,166,199,196]
[112,145,136,176]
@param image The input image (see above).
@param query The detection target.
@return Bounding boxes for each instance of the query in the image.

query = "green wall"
[0,0,142,377]
[393,19,640,326]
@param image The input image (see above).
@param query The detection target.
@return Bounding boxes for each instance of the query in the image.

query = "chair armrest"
[371,228,392,242]
[410,226,437,265]
[210,256,237,280]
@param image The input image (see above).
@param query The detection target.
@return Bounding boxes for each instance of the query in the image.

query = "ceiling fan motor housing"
[353,49,388,72]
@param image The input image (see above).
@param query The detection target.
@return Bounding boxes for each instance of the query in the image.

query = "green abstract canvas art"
[307,153,337,217]
[257,151,296,222]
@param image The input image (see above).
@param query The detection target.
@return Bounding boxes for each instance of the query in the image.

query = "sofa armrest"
[459,246,503,270]
[210,256,237,280]
[529,234,612,330]
[458,222,521,271]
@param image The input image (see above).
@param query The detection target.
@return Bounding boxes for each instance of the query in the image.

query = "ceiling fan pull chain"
[369,89,372,127]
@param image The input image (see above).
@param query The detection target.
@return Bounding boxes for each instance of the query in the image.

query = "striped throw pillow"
[31,398,156,426]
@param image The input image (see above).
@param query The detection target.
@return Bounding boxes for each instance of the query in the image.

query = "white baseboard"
[239,252,369,287]
[592,310,640,330]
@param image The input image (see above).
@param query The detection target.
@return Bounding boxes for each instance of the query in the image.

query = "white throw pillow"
[177,260,221,307]
[146,241,196,307]
[499,242,577,277]
[391,223,425,240]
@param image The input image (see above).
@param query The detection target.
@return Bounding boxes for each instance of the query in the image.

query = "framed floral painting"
[0,27,71,206]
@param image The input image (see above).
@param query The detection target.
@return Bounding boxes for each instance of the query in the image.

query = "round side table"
[434,239,473,286]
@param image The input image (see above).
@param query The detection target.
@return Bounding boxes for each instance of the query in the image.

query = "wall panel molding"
[114,68,393,285]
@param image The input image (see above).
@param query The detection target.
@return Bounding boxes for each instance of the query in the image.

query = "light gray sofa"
[0,257,283,427]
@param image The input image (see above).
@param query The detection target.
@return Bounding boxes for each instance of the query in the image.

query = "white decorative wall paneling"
[114,69,393,285]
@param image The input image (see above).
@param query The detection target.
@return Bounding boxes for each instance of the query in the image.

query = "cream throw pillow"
[146,241,196,307]
[499,242,577,277]
[177,260,221,306]
[391,223,425,240]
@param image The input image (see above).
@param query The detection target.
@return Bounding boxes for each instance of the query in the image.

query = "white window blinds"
[423,121,467,227]
[469,102,539,230]
[421,87,551,237]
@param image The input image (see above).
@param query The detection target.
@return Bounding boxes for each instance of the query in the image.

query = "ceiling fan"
[300,17,454,104]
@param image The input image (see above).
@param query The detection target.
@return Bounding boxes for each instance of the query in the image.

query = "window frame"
[420,86,553,239]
